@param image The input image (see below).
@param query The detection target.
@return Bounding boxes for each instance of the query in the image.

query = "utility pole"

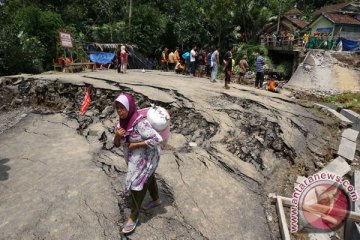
[129,0,133,26]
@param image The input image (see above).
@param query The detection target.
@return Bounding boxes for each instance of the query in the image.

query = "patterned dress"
[118,119,163,194]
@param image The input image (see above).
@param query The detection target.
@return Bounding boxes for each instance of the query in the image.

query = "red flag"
[80,86,91,114]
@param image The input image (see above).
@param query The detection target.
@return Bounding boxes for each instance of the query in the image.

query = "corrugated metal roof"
[313,2,349,17]
[284,16,308,29]
[324,13,360,25]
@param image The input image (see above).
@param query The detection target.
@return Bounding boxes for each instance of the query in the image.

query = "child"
[266,74,279,93]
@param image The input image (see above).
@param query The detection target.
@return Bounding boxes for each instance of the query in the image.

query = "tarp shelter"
[338,37,359,51]
[85,43,154,69]
[89,52,115,65]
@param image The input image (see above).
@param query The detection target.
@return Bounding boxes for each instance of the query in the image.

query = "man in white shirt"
[210,46,219,82]
[190,46,197,76]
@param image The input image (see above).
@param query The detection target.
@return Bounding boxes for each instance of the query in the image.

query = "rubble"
[286,50,360,94]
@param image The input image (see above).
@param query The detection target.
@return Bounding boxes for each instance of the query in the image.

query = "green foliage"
[174,0,208,47]
[0,0,347,75]
[323,92,360,114]
[233,42,269,71]
[127,5,167,56]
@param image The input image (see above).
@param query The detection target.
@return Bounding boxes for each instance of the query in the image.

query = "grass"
[322,92,360,114]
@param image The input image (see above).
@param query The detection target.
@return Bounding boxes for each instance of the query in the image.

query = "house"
[260,7,308,35]
[307,1,360,40]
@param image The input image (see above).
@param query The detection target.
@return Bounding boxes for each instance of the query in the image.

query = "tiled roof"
[284,16,308,29]
[314,3,349,17]
[324,13,360,25]
[284,7,302,16]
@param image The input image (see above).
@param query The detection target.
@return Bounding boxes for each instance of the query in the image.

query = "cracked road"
[0,70,339,239]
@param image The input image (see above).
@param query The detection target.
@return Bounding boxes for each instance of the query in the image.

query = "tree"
[126,4,167,56]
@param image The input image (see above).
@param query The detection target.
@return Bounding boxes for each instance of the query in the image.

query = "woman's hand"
[115,128,126,138]
[114,128,126,147]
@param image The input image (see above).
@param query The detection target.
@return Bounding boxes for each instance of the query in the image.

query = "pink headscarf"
[114,93,145,136]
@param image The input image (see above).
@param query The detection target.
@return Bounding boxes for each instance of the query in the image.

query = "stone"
[337,137,357,162]
[304,54,316,66]
[255,136,264,144]
[101,106,113,117]
[189,142,197,147]
[241,147,248,154]
[88,130,98,136]
[314,161,325,168]
[342,128,359,142]
[314,103,352,126]
[304,64,312,71]
[319,156,351,177]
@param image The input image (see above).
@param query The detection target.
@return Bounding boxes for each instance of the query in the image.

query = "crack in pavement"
[172,152,217,238]
[83,199,107,237]
[23,128,50,138]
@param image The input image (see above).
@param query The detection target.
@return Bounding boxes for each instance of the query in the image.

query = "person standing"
[174,47,180,64]
[168,50,175,70]
[120,46,129,74]
[238,56,249,84]
[161,47,169,72]
[255,51,265,89]
[223,46,233,89]
[190,46,197,76]
[210,47,219,82]
[182,48,190,75]
[113,93,163,235]
[201,49,208,77]
[206,50,212,79]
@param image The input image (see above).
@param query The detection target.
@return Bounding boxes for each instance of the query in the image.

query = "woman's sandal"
[141,200,162,210]
[121,219,138,235]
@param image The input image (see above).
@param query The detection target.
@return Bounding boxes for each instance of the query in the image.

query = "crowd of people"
[260,31,333,49]
[159,46,280,92]
[260,31,299,47]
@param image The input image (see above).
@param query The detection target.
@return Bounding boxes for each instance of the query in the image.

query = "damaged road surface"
[0,70,339,239]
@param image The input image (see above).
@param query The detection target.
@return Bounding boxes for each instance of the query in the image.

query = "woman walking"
[113,93,163,235]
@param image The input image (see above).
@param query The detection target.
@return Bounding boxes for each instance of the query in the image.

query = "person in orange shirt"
[65,57,72,64]
[267,74,279,93]
[175,60,185,74]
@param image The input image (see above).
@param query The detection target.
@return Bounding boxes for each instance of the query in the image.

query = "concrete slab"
[315,103,352,126]
[319,156,351,177]
[342,128,359,142]
[338,137,357,162]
